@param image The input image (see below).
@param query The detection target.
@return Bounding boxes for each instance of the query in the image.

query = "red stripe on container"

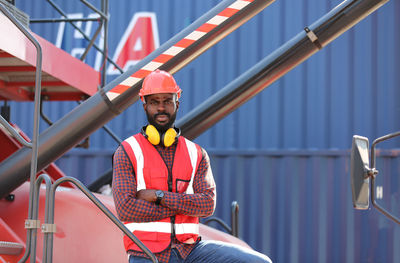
[174,38,196,48]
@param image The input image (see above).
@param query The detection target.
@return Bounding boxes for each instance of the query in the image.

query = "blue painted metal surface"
[4,0,400,262]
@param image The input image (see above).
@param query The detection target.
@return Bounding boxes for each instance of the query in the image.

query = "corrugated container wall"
[6,0,400,262]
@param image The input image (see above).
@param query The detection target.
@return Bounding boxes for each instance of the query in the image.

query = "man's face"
[143,93,179,133]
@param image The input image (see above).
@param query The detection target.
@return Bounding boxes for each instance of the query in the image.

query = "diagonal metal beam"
[177,0,390,140]
[0,0,275,198]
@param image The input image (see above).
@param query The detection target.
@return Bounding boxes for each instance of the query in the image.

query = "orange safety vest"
[121,133,202,253]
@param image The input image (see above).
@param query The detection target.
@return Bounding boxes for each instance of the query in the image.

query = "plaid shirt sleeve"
[112,146,176,222]
[163,148,216,217]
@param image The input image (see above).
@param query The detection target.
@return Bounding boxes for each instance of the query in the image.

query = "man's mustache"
[154,113,170,118]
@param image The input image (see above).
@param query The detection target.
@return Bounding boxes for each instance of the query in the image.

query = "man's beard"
[146,111,177,134]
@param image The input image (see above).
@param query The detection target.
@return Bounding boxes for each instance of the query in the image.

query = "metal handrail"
[14,172,157,262]
[370,131,400,225]
[203,218,233,234]
[43,176,158,263]
[0,3,43,263]
[0,115,32,147]
[203,201,240,238]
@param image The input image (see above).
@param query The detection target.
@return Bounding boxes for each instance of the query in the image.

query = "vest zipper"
[157,144,176,239]
[169,150,176,239]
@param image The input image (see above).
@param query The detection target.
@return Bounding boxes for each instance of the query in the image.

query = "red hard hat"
[139,69,182,102]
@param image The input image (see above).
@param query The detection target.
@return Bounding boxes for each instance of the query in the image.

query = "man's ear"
[176,100,180,110]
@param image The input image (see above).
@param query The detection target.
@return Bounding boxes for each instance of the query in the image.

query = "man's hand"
[136,189,157,202]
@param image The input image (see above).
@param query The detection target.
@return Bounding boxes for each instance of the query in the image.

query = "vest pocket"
[175,179,190,193]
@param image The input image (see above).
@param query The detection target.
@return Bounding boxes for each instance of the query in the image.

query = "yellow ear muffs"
[145,125,160,145]
[163,128,178,147]
[143,125,178,147]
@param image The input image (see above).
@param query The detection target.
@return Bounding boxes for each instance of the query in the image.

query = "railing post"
[231,201,239,238]
[17,174,52,263]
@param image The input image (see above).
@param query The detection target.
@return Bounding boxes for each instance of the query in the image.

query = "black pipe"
[0,93,114,199]
[176,0,389,139]
[0,0,274,198]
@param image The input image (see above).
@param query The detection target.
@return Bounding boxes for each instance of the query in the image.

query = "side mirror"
[350,131,400,225]
[350,135,370,210]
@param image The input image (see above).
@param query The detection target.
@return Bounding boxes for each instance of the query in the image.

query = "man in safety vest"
[112,70,272,263]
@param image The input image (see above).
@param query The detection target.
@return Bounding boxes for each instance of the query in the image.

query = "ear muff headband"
[142,125,179,147]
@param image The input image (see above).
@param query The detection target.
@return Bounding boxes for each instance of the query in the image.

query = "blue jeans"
[129,240,272,263]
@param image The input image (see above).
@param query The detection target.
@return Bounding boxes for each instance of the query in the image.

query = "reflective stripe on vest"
[125,222,171,233]
[175,223,199,235]
[184,138,197,194]
[125,222,199,235]
[124,136,146,191]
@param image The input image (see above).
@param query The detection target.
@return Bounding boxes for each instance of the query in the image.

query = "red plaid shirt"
[112,137,216,263]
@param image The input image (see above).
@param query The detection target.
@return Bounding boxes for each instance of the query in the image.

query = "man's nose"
[157,102,166,111]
